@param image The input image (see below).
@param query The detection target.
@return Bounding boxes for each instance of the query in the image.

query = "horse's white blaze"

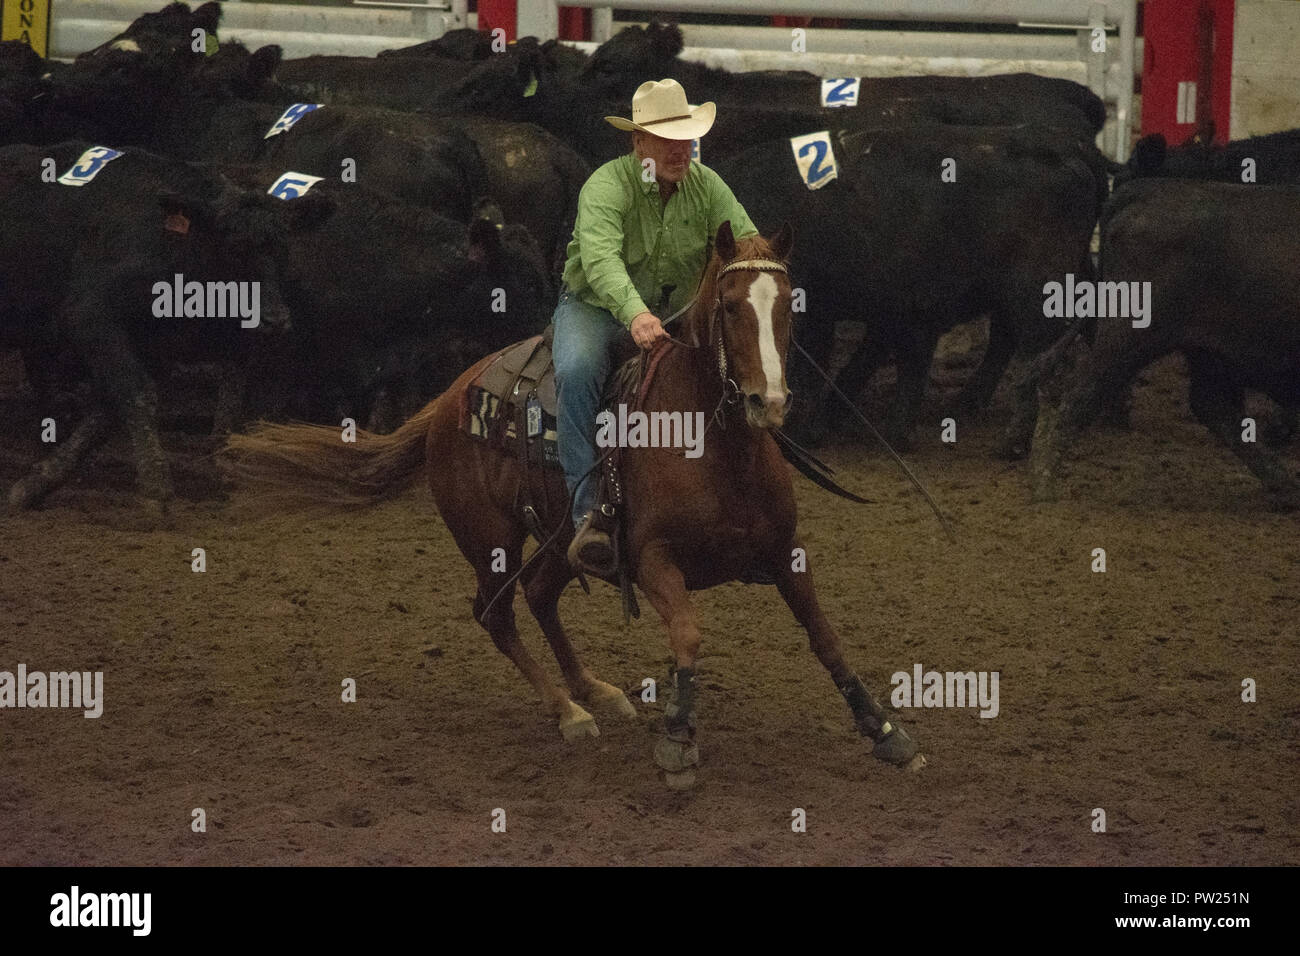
[747,272,785,402]
[110,39,142,53]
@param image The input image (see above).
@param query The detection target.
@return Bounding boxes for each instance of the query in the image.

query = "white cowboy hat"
[604,78,716,140]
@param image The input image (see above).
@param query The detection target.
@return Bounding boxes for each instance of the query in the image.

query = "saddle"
[459,324,644,620]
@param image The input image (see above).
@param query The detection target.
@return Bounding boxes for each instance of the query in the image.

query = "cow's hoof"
[559,702,599,741]
[871,722,918,766]
[7,479,40,511]
[586,681,636,718]
[884,429,913,454]
[1266,490,1300,513]
[654,734,699,773]
[664,769,697,791]
[994,436,1030,461]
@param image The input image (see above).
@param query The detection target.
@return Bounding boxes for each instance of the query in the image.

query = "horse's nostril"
[747,393,764,410]
[784,392,794,412]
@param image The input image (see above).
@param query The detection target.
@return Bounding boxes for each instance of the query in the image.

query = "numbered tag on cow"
[264,103,324,139]
[268,172,326,200]
[789,132,837,190]
[691,138,701,163]
[57,147,124,186]
[820,78,860,108]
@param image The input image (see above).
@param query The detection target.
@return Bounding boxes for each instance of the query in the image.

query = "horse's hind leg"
[774,541,922,768]
[522,552,635,720]
[444,506,599,741]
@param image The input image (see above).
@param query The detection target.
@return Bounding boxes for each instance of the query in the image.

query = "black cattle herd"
[0,2,1297,513]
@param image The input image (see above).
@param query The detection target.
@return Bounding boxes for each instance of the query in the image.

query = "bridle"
[654,253,790,432]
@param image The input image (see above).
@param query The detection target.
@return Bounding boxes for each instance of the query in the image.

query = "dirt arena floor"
[1,337,1297,866]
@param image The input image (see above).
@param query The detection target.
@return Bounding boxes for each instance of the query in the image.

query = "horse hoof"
[664,769,697,791]
[559,703,600,741]
[654,734,699,773]
[587,681,636,718]
[871,723,918,766]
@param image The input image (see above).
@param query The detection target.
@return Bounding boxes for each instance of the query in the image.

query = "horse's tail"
[220,400,441,508]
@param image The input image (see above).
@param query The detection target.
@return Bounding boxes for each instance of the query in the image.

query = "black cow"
[0,141,328,515]
[712,123,1108,449]
[222,178,554,431]
[24,44,491,225]
[582,23,1104,133]
[271,54,482,112]
[1029,179,1300,509]
[31,40,587,271]
[434,22,1104,169]
[1106,127,1300,442]
[379,28,499,60]
[1121,128,1300,186]
[76,0,220,62]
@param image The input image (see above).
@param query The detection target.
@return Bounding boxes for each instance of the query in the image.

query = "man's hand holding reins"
[630,311,670,350]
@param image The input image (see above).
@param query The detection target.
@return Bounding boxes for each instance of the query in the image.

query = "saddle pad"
[459,384,561,468]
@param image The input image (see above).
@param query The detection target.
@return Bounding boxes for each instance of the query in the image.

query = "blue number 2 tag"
[264,103,323,139]
[789,131,837,190]
[57,146,124,186]
[820,78,860,108]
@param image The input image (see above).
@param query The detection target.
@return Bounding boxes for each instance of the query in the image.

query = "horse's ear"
[715,221,735,262]
[771,221,793,261]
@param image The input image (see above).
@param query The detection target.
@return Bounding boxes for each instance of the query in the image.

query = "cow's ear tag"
[205,34,219,57]
[164,211,190,234]
[523,72,538,97]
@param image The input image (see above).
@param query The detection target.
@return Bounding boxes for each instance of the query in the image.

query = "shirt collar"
[633,154,692,196]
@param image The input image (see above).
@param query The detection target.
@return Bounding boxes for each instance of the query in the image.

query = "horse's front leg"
[775,539,924,769]
[636,542,703,789]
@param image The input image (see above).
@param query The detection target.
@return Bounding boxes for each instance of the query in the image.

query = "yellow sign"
[1,0,52,59]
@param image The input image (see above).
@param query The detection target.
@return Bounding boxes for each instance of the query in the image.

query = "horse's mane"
[685,232,778,346]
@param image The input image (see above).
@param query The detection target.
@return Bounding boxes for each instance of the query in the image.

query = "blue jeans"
[552,287,630,527]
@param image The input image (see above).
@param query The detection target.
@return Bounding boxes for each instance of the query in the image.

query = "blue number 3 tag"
[57,147,125,186]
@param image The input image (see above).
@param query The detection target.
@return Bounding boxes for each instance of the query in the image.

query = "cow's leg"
[955,313,1016,410]
[522,550,635,720]
[1261,402,1299,448]
[212,364,247,434]
[8,409,108,510]
[773,541,921,767]
[827,335,892,435]
[60,305,172,515]
[1029,334,1172,501]
[885,325,941,450]
[636,543,702,787]
[1186,352,1300,509]
[786,320,838,445]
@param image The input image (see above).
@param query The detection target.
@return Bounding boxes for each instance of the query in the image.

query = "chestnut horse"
[223,222,921,786]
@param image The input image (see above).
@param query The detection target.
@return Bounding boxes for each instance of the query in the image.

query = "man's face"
[635,132,694,183]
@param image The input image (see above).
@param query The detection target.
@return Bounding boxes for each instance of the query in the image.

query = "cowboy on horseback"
[555,78,758,575]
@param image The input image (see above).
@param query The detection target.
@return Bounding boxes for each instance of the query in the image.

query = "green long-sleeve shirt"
[561,153,759,327]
